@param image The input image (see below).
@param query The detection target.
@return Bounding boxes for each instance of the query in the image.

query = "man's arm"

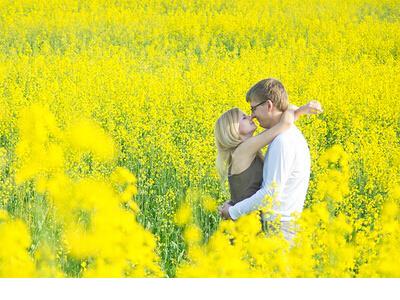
[228,135,295,220]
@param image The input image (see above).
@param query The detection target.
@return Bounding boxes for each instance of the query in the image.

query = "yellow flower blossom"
[201,196,218,212]
[1,0,399,278]
[174,203,193,226]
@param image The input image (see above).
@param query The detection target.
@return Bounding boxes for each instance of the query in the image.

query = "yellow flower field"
[0,0,399,277]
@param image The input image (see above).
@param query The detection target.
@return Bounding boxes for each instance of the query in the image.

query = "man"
[219,78,312,242]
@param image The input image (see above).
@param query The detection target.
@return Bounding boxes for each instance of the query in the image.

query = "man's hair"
[246,78,289,111]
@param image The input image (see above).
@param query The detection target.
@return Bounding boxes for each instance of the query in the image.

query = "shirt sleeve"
[228,136,295,220]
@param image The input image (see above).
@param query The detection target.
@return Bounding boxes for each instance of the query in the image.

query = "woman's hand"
[293,100,323,121]
[300,100,323,115]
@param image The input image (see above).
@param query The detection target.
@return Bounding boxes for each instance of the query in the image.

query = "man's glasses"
[250,100,267,114]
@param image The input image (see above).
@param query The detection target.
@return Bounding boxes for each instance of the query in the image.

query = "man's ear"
[266,100,274,112]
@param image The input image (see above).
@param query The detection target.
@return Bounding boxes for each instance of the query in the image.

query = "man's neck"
[269,111,283,128]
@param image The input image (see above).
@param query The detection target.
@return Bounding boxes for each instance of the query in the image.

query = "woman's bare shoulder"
[230,148,256,175]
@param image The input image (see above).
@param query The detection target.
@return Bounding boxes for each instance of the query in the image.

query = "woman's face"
[238,112,257,139]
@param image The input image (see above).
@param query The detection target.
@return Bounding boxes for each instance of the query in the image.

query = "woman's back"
[228,155,263,205]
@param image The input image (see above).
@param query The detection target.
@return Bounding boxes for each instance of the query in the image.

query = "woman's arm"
[293,100,323,121]
[234,110,294,158]
[235,100,322,158]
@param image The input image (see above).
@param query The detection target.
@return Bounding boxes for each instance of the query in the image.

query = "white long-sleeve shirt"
[228,125,311,221]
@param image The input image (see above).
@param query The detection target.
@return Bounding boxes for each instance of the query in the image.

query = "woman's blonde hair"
[214,108,242,183]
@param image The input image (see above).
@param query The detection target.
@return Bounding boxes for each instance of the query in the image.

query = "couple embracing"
[215,78,323,243]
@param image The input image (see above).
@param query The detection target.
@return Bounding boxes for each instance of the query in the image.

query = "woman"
[214,101,322,218]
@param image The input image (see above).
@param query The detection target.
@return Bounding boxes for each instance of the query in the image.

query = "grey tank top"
[228,155,264,205]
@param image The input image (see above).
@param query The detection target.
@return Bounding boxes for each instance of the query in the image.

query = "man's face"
[250,99,272,129]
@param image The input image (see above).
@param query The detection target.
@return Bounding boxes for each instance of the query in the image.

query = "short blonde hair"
[246,78,289,111]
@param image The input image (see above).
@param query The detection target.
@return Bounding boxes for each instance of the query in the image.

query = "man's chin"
[256,119,268,129]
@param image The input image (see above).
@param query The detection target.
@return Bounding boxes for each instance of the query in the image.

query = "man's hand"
[218,202,233,220]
